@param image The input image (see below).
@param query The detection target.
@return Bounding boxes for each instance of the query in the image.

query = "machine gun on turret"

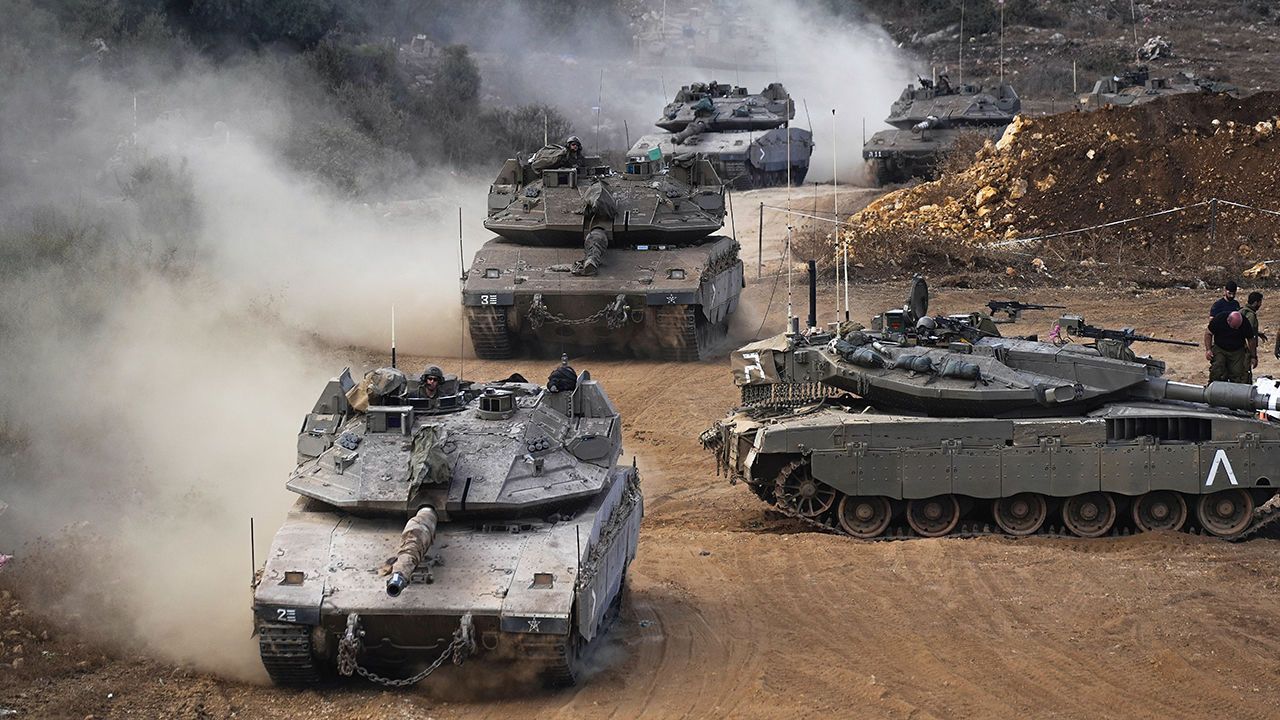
[1056,315,1198,349]
[987,300,1067,323]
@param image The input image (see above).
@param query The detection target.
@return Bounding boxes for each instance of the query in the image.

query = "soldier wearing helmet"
[419,365,445,399]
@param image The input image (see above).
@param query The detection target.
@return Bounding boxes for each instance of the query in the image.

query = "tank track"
[654,305,727,362]
[767,460,1280,543]
[258,621,324,685]
[466,306,513,359]
[540,576,625,688]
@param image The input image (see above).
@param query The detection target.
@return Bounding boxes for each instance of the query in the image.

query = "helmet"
[421,365,445,383]
[916,316,938,333]
[564,135,582,152]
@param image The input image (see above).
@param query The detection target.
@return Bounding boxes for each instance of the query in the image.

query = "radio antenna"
[458,206,466,380]
[391,305,397,368]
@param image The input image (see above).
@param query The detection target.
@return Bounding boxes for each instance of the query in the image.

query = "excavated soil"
[850,92,1280,286]
[4,269,1280,719]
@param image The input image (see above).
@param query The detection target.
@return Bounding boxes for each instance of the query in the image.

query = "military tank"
[862,76,1020,185]
[1078,66,1238,109]
[253,362,643,687]
[627,81,813,189]
[704,277,1280,541]
[464,144,743,361]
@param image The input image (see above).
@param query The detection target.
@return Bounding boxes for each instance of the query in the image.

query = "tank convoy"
[1078,66,1238,109]
[253,362,642,687]
[704,277,1280,541]
[465,138,744,361]
[862,75,1020,185]
[627,81,814,189]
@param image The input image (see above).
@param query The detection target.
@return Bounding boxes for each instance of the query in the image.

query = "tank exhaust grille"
[1106,416,1211,443]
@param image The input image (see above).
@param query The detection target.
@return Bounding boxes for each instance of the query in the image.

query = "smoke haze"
[0,0,914,681]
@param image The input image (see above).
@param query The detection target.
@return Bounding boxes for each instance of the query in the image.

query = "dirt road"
[5,273,1280,719]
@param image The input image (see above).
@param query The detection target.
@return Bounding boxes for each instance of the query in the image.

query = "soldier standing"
[1209,280,1240,317]
[1241,292,1265,381]
[1204,310,1256,383]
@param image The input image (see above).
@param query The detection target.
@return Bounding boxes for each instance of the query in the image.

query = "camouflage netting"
[839,92,1280,286]
[408,423,451,493]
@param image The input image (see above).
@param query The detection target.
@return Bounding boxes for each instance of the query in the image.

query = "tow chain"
[337,612,475,687]
[528,293,628,329]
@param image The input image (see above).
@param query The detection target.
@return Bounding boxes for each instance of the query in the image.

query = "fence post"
[758,201,764,279]
[1210,198,1219,244]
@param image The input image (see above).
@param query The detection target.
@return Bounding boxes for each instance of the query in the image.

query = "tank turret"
[1078,66,1239,109]
[628,81,814,189]
[706,277,1280,541]
[253,363,642,687]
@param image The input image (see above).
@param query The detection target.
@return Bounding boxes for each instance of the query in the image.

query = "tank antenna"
[543,111,548,146]
[391,305,397,369]
[998,0,1005,84]
[807,259,817,330]
[458,206,465,379]
[249,517,256,586]
[832,107,840,324]
[958,0,965,85]
[1129,0,1140,63]
[786,223,796,334]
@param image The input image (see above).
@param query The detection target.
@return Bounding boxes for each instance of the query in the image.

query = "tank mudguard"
[253,510,336,626]
[572,466,642,642]
[749,127,815,172]
[698,260,744,323]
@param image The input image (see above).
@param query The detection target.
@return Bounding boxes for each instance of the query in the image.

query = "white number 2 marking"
[1205,449,1239,487]
[275,608,297,622]
[742,352,765,381]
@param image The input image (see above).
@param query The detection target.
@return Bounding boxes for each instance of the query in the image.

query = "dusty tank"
[704,279,1280,541]
[862,76,1020,185]
[465,149,743,361]
[627,81,813,189]
[253,362,643,687]
[1078,66,1238,109]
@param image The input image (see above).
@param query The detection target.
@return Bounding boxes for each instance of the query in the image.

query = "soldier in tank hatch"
[1205,310,1256,383]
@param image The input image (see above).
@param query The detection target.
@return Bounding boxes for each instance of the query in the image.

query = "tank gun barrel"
[1146,379,1278,412]
[386,506,438,598]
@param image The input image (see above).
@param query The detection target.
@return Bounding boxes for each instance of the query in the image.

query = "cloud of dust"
[0,23,487,682]
[448,0,915,184]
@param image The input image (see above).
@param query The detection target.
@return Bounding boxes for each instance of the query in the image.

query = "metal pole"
[807,259,817,330]
[458,207,465,377]
[999,2,1005,84]
[757,201,764,279]
[959,0,965,85]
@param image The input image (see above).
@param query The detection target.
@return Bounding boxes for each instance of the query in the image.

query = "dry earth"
[4,196,1280,719]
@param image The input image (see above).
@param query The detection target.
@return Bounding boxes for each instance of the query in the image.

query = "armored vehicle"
[465,149,743,361]
[627,81,813,189]
[705,279,1280,541]
[1079,66,1238,109]
[253,363,642,687]
[862,76,1020,185]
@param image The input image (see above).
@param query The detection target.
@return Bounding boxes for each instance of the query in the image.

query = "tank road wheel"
[1062,493,1117,538]
[1132,491,1188,533]
[836,495,892,539]
[992,493,1048,536]
[258,621,324,686]
[466,306,513,359]
[1196,489,1254,538]
[906,495,961,537]
[777,462,837,518]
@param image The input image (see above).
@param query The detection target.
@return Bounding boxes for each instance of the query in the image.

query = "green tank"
[862,75,1020,185]
[464,147,742,361]
[704,279,1280,541]
[253,363,642,687]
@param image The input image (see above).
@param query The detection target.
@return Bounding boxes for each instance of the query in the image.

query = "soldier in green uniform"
[1241,292,1265,382]
[1204,310,1256,383]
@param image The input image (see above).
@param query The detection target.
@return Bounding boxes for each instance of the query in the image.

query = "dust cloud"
[0,26,482,682]
[454,0,914,183]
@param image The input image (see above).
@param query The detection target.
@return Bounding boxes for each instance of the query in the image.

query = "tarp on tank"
[732,334,789,386]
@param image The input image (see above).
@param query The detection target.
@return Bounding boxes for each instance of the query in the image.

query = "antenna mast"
[458,207,465,379]
[958,0,965,85]
[391,305,397,368]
